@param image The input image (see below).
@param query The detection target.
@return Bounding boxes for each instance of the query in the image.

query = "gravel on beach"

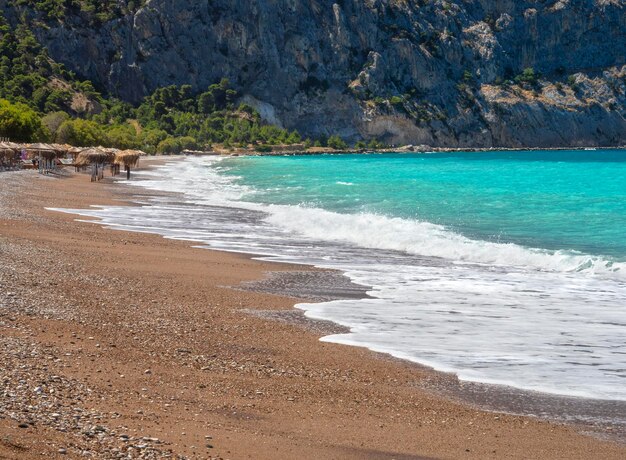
[1,164,625,459]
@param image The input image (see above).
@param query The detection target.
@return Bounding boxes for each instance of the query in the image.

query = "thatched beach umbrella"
[2,141,21,151]
[98,147,118,163]
[0,142,17,168]
[26,143,58,174]
[114,150,143,179]
[75,148,110,165]
[89,147,120,176]
[68,146,84,161]
[9,142,23,158]
[50,143,71,158]
[75,148,111,182]
[26,143,57,158]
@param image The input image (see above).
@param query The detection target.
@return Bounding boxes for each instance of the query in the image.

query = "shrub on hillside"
[327,135,348,150]
[0,98,44,142]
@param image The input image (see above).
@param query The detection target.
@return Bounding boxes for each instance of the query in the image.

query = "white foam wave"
[126,157,252,205]
[261,204,625,280]
[129,156,625,281]
[49,156,626,401]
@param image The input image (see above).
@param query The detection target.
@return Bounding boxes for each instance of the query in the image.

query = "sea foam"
[133,157,626,281]
[50,155,626,401]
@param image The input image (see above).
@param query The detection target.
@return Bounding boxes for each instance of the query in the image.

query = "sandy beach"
[1,159,625,459]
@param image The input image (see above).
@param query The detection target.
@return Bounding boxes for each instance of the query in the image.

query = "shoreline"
[1,161,625,459]
[205,145,626,157]
[68,159,626,401]
[82,157,626,406]
[239,266,626,442]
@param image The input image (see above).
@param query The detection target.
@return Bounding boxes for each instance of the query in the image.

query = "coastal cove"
[0,158,624,458]
[2,1,626,457]
[50,151,626,427]
[56,151,626,396]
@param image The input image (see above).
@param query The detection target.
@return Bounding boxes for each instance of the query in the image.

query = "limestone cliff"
[3,0,625,147]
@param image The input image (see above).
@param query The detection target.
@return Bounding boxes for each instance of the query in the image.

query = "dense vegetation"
[46,78,308,154]
[0,10,301,152]
[0,79,310,154]
[0,98,44,142]
[0,9,378,153]
[13,0,143,23]
[0,11,101,115]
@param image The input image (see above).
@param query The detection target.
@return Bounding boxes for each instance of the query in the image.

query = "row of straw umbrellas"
[0,142,143,180]
[0,141,23,169]
[74,147,143,181]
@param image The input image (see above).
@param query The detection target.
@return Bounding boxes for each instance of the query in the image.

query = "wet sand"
[1,160,625,459]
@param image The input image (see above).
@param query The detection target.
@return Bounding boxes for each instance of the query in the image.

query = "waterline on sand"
[50,153,626,406]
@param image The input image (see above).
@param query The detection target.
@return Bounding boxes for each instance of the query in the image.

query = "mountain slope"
[3,0,626,147]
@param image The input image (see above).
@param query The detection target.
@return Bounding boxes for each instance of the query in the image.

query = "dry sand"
[0,160,625,459]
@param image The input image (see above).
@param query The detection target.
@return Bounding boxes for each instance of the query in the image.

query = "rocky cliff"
[3,0,626,147]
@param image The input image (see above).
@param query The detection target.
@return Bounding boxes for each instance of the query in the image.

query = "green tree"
[41,110,69,137]
[0,98,43,142]
[105,124,140,149]
[327,135,348,150]
[368,139,385,149]
[286,130,302,144]
[515,68,539,86]
[156,136,199,154]
[390,96,404,107]
[197,91,215,114]
[56,118,105,146]
[140,128,168,154]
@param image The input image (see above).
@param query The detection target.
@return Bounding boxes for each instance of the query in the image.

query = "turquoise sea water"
[53,150,626,402]
[221,150,626,261]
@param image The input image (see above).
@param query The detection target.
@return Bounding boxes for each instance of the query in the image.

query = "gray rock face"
[3,0,626,147]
